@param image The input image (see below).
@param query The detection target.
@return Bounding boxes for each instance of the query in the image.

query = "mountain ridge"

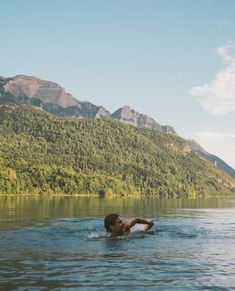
[0,74,176,133]
[0,74,234,177]
[188,139,235,178]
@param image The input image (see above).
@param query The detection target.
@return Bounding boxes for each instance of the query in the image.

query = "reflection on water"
[0,196,235,290]
[1,196,235,222]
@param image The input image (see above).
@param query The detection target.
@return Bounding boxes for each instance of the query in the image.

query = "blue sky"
[1,0,235,168]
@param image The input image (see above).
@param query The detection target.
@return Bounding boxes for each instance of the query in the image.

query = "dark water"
[0,197,235,290]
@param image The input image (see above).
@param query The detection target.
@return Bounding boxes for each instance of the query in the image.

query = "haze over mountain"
[0,74,234,178]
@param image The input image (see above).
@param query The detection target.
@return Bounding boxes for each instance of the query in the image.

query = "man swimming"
[104,213,153,238]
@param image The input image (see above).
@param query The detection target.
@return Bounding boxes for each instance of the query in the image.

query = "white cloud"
[217,45,233,63]
[190,45,235,116]
[195,131,235,168]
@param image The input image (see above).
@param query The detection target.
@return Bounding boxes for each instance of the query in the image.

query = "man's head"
[104,213,124,234]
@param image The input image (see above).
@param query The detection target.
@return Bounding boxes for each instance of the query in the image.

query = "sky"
[1,0,235,168]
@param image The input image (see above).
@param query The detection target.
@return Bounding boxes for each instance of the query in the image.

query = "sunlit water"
[0,197,235,290]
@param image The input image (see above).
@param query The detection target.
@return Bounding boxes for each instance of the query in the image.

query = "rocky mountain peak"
[1,74,175,134]
[3,75,79,108]
[112,106,176,133]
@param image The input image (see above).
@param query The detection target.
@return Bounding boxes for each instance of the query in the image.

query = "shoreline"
[0,194,234,199]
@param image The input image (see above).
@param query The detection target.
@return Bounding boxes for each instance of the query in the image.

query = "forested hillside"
[1,74,234,177]
[0,104,234,197]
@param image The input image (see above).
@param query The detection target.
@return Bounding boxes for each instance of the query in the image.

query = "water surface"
[0,197,235,290]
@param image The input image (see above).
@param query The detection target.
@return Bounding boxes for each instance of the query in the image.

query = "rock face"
[53,103,111,119]
[112,106,176,134]
[2,75,78,108]
[0,75,176,133]
[0,75,110,119]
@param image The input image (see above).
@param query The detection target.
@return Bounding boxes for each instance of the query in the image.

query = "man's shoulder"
[124,218,136,230]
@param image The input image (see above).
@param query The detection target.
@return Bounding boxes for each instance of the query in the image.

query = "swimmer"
[104,213,153,238]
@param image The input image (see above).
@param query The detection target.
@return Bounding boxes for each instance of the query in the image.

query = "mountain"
[188,140,235,178]
[0,75,175,133]
[112,106,176,134]
[0,104,234,197]
[0,75,110,119]
[0,75,78,107]
[0,74,234,178]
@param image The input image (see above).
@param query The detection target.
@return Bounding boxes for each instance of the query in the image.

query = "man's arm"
[125,217,154,232]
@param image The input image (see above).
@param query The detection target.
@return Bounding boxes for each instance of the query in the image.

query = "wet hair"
[104,213,119,232]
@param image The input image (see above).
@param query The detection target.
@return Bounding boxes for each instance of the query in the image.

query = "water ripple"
[1,207,235,290]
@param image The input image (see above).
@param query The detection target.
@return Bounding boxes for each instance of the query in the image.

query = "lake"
[0,196,235,290]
